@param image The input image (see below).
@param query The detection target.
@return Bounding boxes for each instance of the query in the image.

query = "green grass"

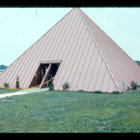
[0,90,140,132]
[0,88,18,94]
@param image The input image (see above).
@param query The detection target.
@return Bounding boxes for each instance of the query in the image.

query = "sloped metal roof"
[0,8,140,92]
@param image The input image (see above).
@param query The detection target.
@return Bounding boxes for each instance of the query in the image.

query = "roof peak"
[72,8,82,11]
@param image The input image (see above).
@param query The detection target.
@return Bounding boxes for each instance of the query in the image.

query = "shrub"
[62,82,70,91]
[93,90,103,94]
[77,90,86,93]
[16,76,20,89]
[111,91,121,94]
[48,75,54,90]
[3,83,9,88]
[130,81,138,90]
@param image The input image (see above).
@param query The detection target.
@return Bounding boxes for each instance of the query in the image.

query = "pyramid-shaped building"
[0,8,140,92]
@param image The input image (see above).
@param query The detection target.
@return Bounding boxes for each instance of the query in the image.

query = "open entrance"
[29,60,61,88]
[40,63,60,88]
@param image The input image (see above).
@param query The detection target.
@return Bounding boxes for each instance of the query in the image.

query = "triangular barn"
[0,8,140,92]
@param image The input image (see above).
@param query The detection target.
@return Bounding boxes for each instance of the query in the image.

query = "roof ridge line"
[77,9,120,92]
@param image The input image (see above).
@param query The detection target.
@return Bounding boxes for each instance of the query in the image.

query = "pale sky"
[0,8,140,66]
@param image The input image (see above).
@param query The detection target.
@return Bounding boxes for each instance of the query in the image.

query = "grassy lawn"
[0,88,19,94]
[0,90,140,133]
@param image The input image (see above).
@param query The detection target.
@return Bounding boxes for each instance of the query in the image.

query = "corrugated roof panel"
[74,38,92,90]
[56,18,83,61]
[63,30,89,91]
[73,39,92,90]
[80,9,140,91]
[101,70,110,92]
[88,52,102,91]
[107,77,117,92]
[85,47,99,91]
[81,42,96,90]
[54,10,80,60]
[100,67,107,91]
[93,61,105,91]
[64,33,91,85]
[54,23,87,90]
[45,11,73,61]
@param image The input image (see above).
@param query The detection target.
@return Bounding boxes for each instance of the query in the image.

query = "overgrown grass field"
[0,89,140,132]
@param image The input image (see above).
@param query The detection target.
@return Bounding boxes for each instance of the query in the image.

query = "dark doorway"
[40,64,49,80]
[29,62,60,88]
[48,64,60,79]
[40,63,60,88]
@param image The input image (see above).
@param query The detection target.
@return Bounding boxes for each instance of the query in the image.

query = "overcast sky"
[0,8,140,66]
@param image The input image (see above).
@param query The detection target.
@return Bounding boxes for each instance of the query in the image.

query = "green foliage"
[16,76,20,89]
[77,90,86,93]
[0,65,7,70]
[62,82,70,91]
[130,81,138,90]
[111,91,121,94]
[135,61,140,66]
[48,75,54,90]
[94,90,103,94]
[3,83,9,88]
